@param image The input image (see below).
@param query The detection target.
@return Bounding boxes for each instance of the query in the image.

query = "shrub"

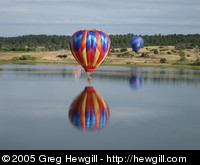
[151,49,158,54]
[120,48,128,52]
[178,50,187,61]
[179,56,187,61]
[160,58,167,63]
[19,55,36,60]
[110,49,116,52]
[191,60,200,66]
[57,54,67,58]
[116,52,133,57]
[12,57,20,61]
[154,49,159,54]
[12,55,36,61]
[141,53,149,58]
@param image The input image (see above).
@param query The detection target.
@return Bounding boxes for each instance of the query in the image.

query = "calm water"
[0,64,200,150]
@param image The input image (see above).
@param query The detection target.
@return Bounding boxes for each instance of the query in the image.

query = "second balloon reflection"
[69,86,110,132]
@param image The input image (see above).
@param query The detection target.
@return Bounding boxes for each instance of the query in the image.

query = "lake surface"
[0,64,199,150]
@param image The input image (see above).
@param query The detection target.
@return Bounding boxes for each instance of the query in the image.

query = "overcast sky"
[0,0,200,37]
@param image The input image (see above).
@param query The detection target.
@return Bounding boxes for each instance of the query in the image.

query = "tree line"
[0,34,199,51]
[110,33,200,49]
[0,35,70,51]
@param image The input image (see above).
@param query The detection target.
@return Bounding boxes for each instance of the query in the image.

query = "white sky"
[0,0,200,36]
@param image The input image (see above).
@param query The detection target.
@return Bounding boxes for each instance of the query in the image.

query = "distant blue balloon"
[130,36,144,52]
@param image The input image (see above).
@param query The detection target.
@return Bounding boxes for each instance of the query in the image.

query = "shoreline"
[1,60,200,70]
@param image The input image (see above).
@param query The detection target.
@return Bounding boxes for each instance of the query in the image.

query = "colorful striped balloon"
[69,29,111,72]
[130,36,144,52]
[69,86,109,131]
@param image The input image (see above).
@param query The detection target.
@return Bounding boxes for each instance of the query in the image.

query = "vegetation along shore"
[0,34,200,68]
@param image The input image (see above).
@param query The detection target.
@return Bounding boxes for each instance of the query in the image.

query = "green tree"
[153,49,159,54]
[160,58,167,63]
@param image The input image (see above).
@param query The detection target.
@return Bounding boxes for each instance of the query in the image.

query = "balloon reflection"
[69,86,109,132]
[129,69,143,90]
[73,65,82,80]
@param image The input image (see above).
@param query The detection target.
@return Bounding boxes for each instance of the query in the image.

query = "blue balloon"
[130,36,144,52]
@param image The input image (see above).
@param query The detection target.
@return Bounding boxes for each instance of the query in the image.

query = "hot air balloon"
[130,36,144,52]
[69,29,111,73]
[69,86,109,132]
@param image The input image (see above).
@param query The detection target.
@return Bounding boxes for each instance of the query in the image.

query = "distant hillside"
[0,34,200,51]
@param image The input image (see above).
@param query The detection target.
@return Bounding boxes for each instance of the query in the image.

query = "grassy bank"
[0,46,200,68]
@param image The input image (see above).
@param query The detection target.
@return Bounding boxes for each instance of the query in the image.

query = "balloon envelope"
[69,86,109,131]
[70,29,111,72]
[130,36,144,52]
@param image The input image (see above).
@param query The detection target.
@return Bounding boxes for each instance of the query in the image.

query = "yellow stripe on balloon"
[92,49,100,67]
[92,93,99,113]
[96,52,108,68]
[96,92,107,108]
[82,93,87,113]
[82,48,88,66]
[81,93,87,127]
[72,50,82,65]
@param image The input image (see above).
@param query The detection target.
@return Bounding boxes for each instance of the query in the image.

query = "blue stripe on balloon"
[91,111,95,128]
[85,110,96,129]
[86,31,97,52]
[99,110,106,128]
[99,32,108,52]
[73,31,84,51]
[72,111,81,127]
